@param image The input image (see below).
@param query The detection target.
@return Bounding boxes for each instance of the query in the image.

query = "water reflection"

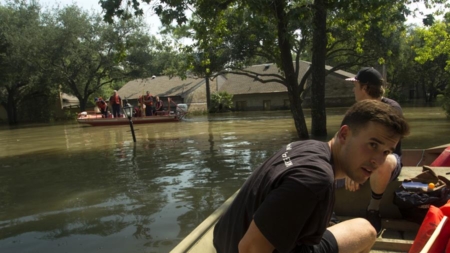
[0,107,450,253]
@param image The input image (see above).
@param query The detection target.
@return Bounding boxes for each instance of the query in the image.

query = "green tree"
[43,5,155,111]
[384,25,450,104]
[160,17,235,112]
[0,1,52,125]
[414,18,450,115]
[99,0,442,139]
[191,0,412,137]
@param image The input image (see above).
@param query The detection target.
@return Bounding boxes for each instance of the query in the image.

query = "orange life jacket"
[110,95,121,105]
[145,94,153,106]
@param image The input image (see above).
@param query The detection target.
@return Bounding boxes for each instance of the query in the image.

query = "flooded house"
[118,75,227,113]
[218,61,356,111]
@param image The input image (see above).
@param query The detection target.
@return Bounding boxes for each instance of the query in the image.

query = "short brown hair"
[361,82,385,98]
[341,100,410,138]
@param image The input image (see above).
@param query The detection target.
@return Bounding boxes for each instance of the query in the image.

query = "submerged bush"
[210,92,233,113]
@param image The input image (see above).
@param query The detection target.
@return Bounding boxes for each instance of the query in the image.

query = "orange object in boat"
[409,200,450,253]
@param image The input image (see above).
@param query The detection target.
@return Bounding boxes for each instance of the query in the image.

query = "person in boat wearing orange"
[154,96,164,115]
[143,91,154,116]
[109,90,123,118]
[213,100,410,253]
[94,97,108,118]
[338,67,404,235]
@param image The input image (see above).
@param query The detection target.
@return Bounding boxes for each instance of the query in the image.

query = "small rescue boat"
[77,104,188,127]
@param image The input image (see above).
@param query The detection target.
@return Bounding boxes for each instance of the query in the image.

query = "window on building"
[236,101,247,111]
[263,100,271,110]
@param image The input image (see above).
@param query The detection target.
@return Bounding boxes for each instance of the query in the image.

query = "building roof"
[219,61,355,95]
[118,76,205,100]
[219,63,292,95]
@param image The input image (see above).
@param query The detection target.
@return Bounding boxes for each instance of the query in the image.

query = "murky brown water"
[0,107,449,253]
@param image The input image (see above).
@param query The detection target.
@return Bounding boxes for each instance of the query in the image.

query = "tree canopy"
[2,0,449,127]
[100,0,430,139]
[0,0,180,124]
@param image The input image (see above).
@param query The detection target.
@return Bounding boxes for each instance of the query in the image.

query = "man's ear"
[362,84,369,93]
[338,125,350,143]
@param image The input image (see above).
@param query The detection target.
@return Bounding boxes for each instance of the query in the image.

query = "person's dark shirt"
[213,140,335,253]
[381,97,403,157]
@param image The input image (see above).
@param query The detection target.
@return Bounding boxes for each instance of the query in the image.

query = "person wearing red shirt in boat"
[155,96,164,115]
[143,91,154,116]
[109,90,123,118]
[94,97,108,118]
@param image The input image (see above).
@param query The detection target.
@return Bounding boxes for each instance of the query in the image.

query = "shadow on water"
[0,106,450,253]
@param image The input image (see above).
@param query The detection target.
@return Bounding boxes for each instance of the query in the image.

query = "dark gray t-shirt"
[381,97,403,157]
[213,140,335,253]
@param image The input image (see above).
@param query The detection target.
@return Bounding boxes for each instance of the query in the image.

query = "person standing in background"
[143,91,154,116]
[338,67,404,234]
[155,96,164,115]
[109,90,123,118]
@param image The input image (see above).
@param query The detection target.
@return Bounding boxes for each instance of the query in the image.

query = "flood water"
[1,106,450,253]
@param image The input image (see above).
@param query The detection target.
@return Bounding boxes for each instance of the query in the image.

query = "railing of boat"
[170,191,239,253]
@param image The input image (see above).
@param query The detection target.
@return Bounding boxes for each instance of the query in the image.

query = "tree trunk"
[310,0,327,137]
[274,0,309,139]
[288,86,309,139]
[205,76,211,112]
[5,91,18,125]
[79,96,88,112]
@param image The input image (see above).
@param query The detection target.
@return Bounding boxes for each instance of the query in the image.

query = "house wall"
[302,96,355,108]
[233,91,355,111]
[229,70,357,111]
[233,93,290,111]
[215,75,227,91]
[301,73,355,107]
[183,82,207,113]
[400,83,428,103]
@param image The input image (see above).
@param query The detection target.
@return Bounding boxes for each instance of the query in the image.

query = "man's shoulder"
[287,140,333,173]
[290,140,329,153]
[382,97,401,107]
[382,97,402,112]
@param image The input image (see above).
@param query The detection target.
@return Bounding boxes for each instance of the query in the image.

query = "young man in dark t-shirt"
[213,100,410,253]
[340,67,404,234]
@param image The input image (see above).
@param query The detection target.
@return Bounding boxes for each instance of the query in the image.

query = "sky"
[37,0,435,30]
[39,0,163,36]
[3,0,446,35]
